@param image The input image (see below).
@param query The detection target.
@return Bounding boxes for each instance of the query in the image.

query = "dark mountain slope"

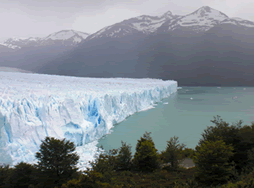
[35,24,254,86]
[37,34,149,78]
[1,6,254,86]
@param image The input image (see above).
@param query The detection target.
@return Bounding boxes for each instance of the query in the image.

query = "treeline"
[1,116,254,187]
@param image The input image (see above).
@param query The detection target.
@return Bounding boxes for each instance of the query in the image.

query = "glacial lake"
[97,87,254,154]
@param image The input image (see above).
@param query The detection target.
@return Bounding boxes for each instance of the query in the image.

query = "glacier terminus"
[0,72,177,169]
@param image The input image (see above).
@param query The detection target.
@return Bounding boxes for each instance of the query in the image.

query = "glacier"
[0,72,177,169]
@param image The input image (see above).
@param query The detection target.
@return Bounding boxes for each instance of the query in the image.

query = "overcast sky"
[1,0,254,41]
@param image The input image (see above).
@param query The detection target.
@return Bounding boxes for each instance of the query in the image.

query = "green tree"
[236,123,254,173]
[88,146,118,185]
[180,147,195,159]
[242,147,254,174]
[0,164,12,188]
[35,137,79,187]
[199,116,244,172]
[161,136,186,170]
[194,138,235,186]
[89,146,118,173]
[199,116,242,146]
[133,132,159,172]
[7,162,38,188]
[116,141,132,171]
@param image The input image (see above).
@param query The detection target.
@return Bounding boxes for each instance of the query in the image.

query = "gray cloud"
[0,0,253,41]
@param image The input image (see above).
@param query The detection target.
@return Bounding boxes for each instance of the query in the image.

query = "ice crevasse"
[0,72,178,169]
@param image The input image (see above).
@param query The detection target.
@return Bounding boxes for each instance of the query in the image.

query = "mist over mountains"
[1,6,254,86]
[0,30,89,71]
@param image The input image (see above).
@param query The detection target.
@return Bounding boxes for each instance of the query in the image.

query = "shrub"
[194,138,235,186]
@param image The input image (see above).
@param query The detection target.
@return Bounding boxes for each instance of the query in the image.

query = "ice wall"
[0,72,177,168]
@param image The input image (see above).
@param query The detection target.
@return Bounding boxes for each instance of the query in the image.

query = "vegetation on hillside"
[1,116,254,187]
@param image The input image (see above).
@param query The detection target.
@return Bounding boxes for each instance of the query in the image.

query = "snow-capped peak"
[75,31,91,39]
[161,11,174,19]
[26,37,41,41]
[164,6,229,32]
[5,38,23,43]
[0,42,21,49]
[87,12,178,40]
[190,6,228,19]
[1,30,90,49]
[88,6,236,39]
[10,37,23,41]
[44,30,89,41]
[136,15,155,21]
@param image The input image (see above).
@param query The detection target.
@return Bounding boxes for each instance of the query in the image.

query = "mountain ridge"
[0,30,90,49]
[1,6,254,86]
[1,6,254,48]
[86,6,254,40]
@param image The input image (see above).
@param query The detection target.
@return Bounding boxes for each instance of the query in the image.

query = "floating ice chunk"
[140,106,155,112]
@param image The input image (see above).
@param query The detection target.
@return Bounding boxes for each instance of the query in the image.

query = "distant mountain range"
[86,6,253,39]
[0,30,89,71]
[1,6,254,86]
[0,30,89,49]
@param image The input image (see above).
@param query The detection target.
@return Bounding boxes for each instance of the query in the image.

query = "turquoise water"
[97,87,254,154]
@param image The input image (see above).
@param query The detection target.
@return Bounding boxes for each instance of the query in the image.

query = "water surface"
[97,87,254,153]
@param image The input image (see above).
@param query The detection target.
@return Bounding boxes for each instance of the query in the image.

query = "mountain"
[2,6,254,86]
[157,6,228,33]
[86,6,246,39]
[0,30,89,49]
[220,17,254,27]
[33,6,254,86]
[0,44,13,53]
[0,30,90,71]
[85,6,253,38]
[86,11,178,40]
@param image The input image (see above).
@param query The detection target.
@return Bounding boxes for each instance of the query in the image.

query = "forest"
[1,115,254,188]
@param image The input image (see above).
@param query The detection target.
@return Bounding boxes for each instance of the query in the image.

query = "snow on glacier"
[0,72,178,169]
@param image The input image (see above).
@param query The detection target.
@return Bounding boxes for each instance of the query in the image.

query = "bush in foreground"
[194,138,235,186]
[160,136,186,171]
[35,137,80,187]
[133,132,160,172]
